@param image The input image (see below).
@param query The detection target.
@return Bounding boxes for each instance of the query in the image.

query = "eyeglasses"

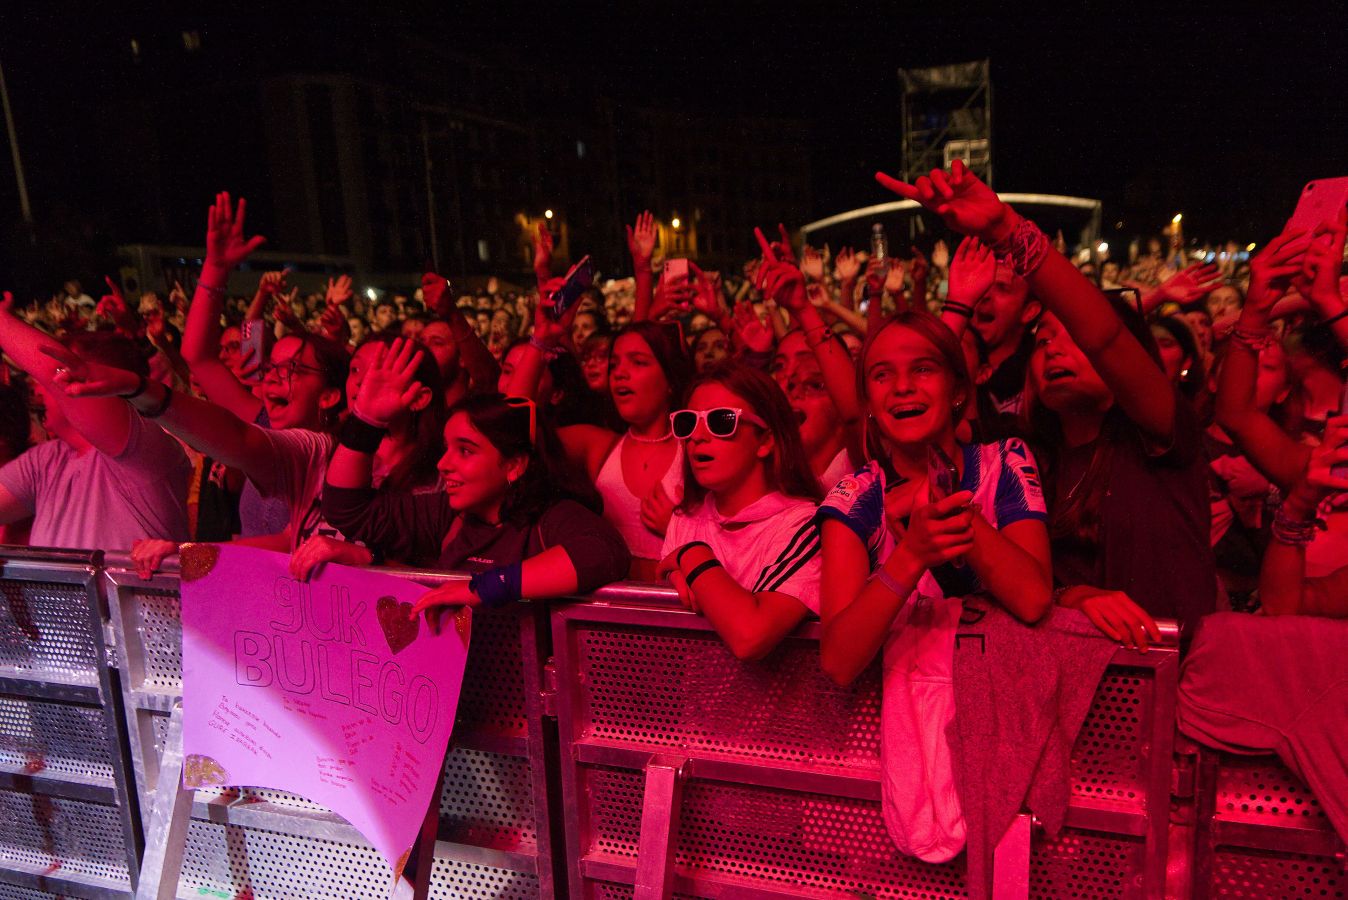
[504,396,536,445]
[670,407,768,440]
[260,359,325,383]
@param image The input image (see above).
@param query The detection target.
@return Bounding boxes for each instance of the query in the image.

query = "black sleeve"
[1152,390,1204,469]
[322,484,454,566]
[536,500,632,592]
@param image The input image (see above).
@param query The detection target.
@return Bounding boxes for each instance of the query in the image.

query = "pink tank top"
[594,435,683,561]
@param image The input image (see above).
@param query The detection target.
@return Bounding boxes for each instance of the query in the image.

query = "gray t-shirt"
[0,411,190,551]
[237,406,293,538]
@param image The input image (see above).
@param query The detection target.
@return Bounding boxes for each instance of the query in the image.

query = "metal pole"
[0,56,34,228]
[420,115,441,274]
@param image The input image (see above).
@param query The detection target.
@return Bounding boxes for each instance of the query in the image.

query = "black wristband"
[684,558,723,587]
[140,385,174,419]
[338,414,387,454]
[120,373,148,400]
[676,541,712,568]
[942,301,974,318]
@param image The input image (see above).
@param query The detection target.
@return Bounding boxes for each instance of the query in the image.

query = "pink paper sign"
[178,544,470,878]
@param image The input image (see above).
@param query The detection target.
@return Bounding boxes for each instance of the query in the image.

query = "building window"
[576,140,586,159]
[477,240,490,263]
[182,31,201,52]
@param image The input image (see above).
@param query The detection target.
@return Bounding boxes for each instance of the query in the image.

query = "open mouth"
[888,404,927,420]
[690,451,715,464]
[792,408,807,425]
[1044,367,1074,382]
[612,386,635,400]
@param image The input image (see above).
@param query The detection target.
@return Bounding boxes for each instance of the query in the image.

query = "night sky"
[1,2,1345,269]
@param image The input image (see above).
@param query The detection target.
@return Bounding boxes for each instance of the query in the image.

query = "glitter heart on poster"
[184,753,229,788]
[179,543,222,582]
[376,595,419,654]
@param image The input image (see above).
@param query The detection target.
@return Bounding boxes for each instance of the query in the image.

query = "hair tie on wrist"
[684,558,723,587]
[120,373,148,400]
[338,415,387,454]
[942,301,975,318]
[870,568,907,597]
[676,541,711,568]
[469,563,523,608]
[140,385,174,419]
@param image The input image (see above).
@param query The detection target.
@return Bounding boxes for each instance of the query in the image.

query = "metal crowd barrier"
[1191,748,1346,899]
[99,554,557,899]
[0,548,142,899]
[554,586,1181,899]
[9,545,1322,900]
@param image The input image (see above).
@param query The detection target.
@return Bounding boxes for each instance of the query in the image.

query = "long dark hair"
[1023,295,1164,544]
[449,393,601,525]
[611,320,693,414]
[356,333,447,493]
[287,331,351,430]
[678,362,823,511]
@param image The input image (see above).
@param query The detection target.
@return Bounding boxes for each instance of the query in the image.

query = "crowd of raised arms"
[2,162,1347,654]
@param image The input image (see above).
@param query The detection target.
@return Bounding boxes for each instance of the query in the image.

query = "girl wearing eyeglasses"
[655,364,825,660]
[320,343,629,616]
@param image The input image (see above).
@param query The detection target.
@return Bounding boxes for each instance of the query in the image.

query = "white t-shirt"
[662,491,822,613]
[249,428,337,550]
[815,438,1047,862]
[0,411,190,551]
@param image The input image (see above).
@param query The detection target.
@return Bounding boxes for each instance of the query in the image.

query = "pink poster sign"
[177,544,470,879]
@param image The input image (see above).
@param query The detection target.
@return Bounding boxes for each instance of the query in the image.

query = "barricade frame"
[0,548,142,900]
[101,555,559,899]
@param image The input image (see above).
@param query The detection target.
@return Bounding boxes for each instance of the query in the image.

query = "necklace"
[626,428,672,444]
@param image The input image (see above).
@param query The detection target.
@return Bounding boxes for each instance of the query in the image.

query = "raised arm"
[532,222,554,291]
[422,273,499,391]
[1293,209,1348,352]
[940,236,996,341]
[181,193,269,421]
[1214,227,1315,490]
[0,293,132,456]
[833,246,861,310]
[626,211,657,322]
[1137,263,1223,316]
[878,161,1175,442]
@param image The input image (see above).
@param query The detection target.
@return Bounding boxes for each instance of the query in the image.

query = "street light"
[1097,242,1109,253]
[544,209,554,220]
[671,217,681,230]
[1171,213,1183,225]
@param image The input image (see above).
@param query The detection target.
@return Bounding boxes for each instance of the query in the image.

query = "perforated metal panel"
[428,856,540,899]
[0,695,113,783]
[1214,757,1332,831]
[575,625,882,769]
[1030,828,1144,899]
[179,818,391,898]
[1072,669,1148,811]
[124,586,183,695]
[0,580,99,682]
[455,608,529,738]
[1210,847,1345,898]
[581,764,969,898]
[0,883,67,900]
[439,746,537,849]
[0,787,131,887]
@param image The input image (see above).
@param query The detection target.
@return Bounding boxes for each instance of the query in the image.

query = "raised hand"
[625,211,657,265]
[272,287,304,333]
[1245,225,1313,317]
[930,239,951,271]
[319,303,350,344]
[354,337,426,426]
[1293,208,1348,316]
[689,263,727,319]
[947,236,996,307]
[168,281,188,316]
[652,272,695,321]
[1153,263,1224,307]
[883,258,907,297]
[771,223,797,264]
[40,344,141,397]
[799,244,826,282]
[421,272,454,319]
[731,300,774,354]
[204,191,266,275]
[833,246,862,283]
[753,227,808,313]
[96,276,139,334]
[875,160,1012,241]
[325,274,353,309]
[533,222,554,282]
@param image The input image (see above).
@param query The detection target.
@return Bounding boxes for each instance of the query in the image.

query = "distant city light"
[365,288,377,300]
[1097,242,1109,253]
[1246,242,1257,252]
[1172,213,1183,225]
[544,209,554,220]
[671,217,681,229]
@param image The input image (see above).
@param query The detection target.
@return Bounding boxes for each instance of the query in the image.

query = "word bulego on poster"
[178,544,470,880]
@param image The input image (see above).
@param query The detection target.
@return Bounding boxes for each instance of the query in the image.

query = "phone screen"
[927,445,959,501]
[547,255,595,321]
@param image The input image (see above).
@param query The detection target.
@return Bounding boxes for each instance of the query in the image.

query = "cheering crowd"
[1,162,1346,861]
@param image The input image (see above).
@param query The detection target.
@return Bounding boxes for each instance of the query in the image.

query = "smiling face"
[1029,313,1113,415]
[260,336,339,430]
[681,382,772,496]
[608,332,672,427]
[863,322,966,447]
[437,411,521,519]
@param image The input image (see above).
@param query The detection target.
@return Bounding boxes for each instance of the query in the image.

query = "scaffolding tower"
[900,60,993,188]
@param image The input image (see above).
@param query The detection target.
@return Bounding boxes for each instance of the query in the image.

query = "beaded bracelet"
[989,216,1051,278]
[1270,506,1317,546]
